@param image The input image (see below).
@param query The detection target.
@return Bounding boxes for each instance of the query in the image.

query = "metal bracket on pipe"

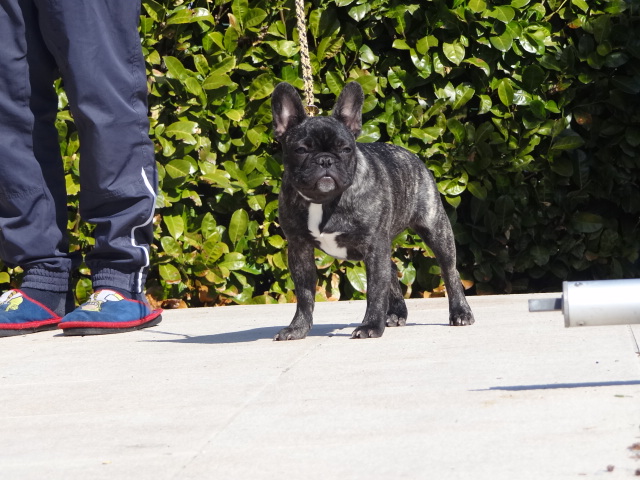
[528,279,640,327]
[528,297,562,312]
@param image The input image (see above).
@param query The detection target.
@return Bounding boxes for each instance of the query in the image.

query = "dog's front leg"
[351,243,391,339]
[274,239,316,340]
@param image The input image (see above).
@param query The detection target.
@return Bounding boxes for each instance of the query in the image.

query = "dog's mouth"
[315,176,336,193]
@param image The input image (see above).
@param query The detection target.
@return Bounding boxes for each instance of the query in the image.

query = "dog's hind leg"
[386,261,408,327]
[412,210,475,326]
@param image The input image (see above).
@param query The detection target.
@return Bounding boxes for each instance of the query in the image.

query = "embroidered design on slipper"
[59,289,162,334]
[79,290,125,312]
[0,290,25,312]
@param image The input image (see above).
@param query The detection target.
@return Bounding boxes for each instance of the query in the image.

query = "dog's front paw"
[274,326,309,341]
[386,313,406,327]
[449,308,475,326]
[351,325,384,339]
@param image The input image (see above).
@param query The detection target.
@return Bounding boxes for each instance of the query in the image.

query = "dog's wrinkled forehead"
[288,117,354,147]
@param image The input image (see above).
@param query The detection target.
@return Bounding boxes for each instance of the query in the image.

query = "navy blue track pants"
[0,0,157,294]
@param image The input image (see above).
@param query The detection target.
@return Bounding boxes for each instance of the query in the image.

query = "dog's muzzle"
[316,176,336,192]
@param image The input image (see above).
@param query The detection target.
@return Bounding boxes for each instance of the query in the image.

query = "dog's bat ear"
[271,82,307,140]
[332,81,364,138]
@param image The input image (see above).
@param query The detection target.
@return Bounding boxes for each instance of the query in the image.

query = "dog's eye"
[295,147,308,154]
[341,147,352,154]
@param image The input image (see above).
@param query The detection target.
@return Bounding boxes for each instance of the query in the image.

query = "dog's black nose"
[316,156,334,168]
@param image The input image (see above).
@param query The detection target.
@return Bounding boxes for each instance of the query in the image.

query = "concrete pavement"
[1,293,639,479]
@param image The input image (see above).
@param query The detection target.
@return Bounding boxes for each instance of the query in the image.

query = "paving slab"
[1,293,639,479]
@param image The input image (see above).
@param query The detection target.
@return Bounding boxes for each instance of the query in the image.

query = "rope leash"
[294,0,318,116]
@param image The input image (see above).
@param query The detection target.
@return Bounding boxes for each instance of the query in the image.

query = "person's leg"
[33,0,161,334]
[0,0,76,336]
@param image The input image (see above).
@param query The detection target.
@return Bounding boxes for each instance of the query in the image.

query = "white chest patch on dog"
[307,203,348,259]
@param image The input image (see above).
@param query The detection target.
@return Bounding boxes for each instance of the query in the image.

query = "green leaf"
[348,3,371,21]
[478,95,492,114]
[412,126,443,143]
[604,52,628,69]
[164,215,185,240]
[437,179,466,196]
[73,277,92,304]
[467,181,487,200]
[453,85,475,110]
[165,121,199,144]
[209,56,236,76]
[166,8,214,25]
[270,40,299,57]
[164,56,191,81]
[159,263,181,284]
[143,1,164,22]
[359,44,377,66]
[529,99,546,119]
[442,42,465,65]
[530,246,550,266]
[201,240,227,266]
[487,6,515,23]
[346,265,367,293]
[550,156,573,177]
[359,123,381,143]
[522,65,545,92]
[219,252,246,271]
[0,272,10,284]
[447,118,466,143]
[202,73,234,90]
[325,72,343,96]
[244,8,267,28]
[497,79,514,106]
[231,0,249,24]
[248,74,275,100]
[490,30,513,52]
[161,236,182,258]
[410,49,432,77]
[165,159,196,179]
[392,39,411,50]
[464,57,490,76]
[468,0,487,13]
[156,135,175,158]
[267,235,286,249]
[572,213,604,233]
[201,213,218,239]
[229,209,249,245]
[416,35,438,55]
[397,261,416,286]
[551,131,585,151]
[354,75,377,93]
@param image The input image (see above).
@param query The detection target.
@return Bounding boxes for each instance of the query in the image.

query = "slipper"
[59,289,162,336]
[0,289,62,337]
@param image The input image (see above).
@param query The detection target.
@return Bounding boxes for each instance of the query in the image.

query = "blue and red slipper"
[58,289,162,336]
[0,290,62,337]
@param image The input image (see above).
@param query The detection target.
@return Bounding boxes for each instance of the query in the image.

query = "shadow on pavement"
[474,380,640,391]
[144,323,353,344]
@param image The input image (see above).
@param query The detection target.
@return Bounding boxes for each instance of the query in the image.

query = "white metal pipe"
[562,279,640,327]
[528,279,640,327]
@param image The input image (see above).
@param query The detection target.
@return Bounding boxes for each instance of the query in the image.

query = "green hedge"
[2,0,639,306]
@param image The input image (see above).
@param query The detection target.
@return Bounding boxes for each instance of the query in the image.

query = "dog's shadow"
[147,323,353,345]
[146,321,445,345]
